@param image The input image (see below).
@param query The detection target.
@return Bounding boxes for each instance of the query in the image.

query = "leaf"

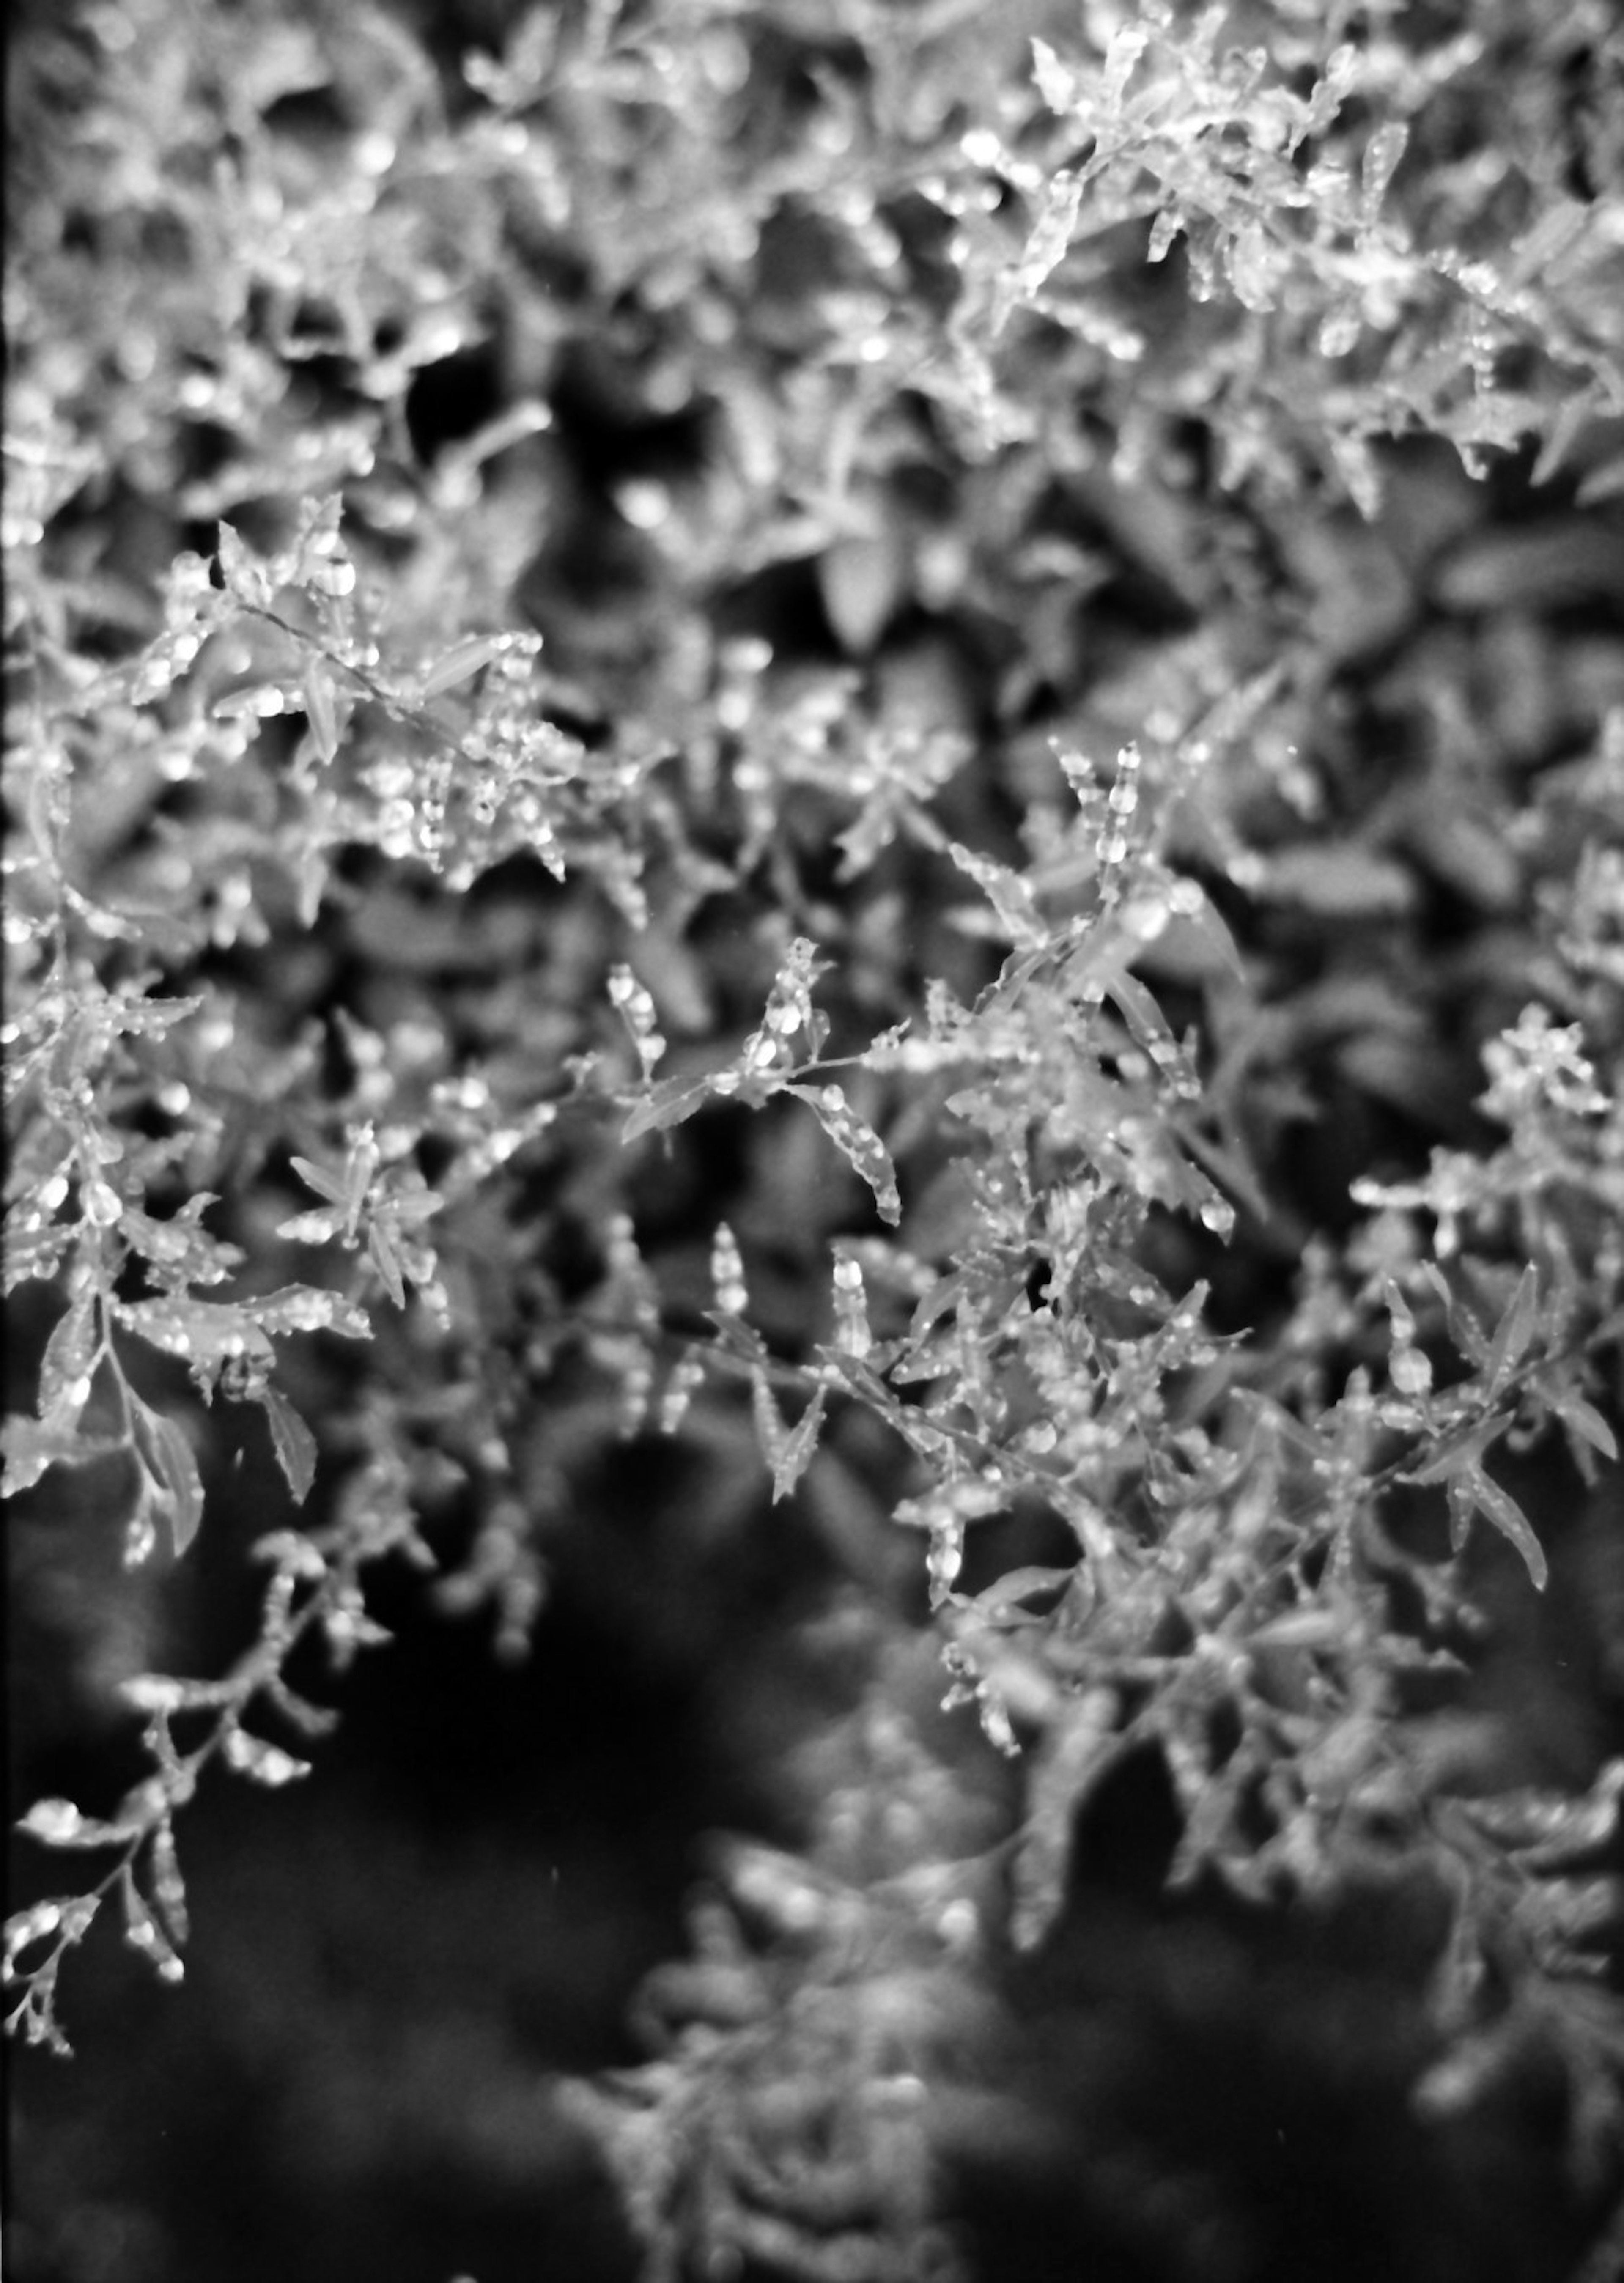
[263,1673,340,1738]
[771,1386,826,1505]
[277,1208,345,1245]
[1417,1260,1488,1364]
[785,1084,901,1225]
[1399,1413,1508,1486]
[121,1295,276,1373]
[1227,221,1278,314]
[120,1674,191,1713]
[368,1218,407,1306]
[288,1154,348,1207]
[1456,1464,1548,1591]
[16,1797,130,1849]
[748,1360,788,1473]
[260,1386,318,1503]
[1555,1394,1619,1463]
[149,1821,189,1945]
[905,1268,973,1351]
[303,657,340,762]
[946,841,1046,950]
[1106,969,1178,1063]
[1,1414,123,1495]
[417,632,514,698]
[251,1285,371,1339]
[818,530,908,656]
[1462,1762,1624,1868]
[1030,36,1081,114]
[1016,170,1082,298]
[215,519,269,607]
[1010,1687,1123,1951]
[622,1073,718,1144]
[37,1293,98,1427]
[222,1727,312,1787]
[138,1409,205,1558]
[120,1866,184,1984]
[1360,121,1409,218]
[968,1567,1073,1619]
[1156,885,1247,982]
[1484,1264,1541,1395]
[1259,843,1417,916]
[5,1896,86,1968]
[5,1895,101,1990]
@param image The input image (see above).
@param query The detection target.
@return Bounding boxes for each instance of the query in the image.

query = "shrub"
[6,2,1624,2278]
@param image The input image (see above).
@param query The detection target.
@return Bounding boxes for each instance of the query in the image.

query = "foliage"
[6,0,1624,2276]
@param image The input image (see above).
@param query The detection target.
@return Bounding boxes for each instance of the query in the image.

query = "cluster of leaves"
[6,0,1624,2275]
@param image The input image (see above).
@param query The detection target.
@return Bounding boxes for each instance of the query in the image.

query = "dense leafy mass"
[6,2,1624,2279]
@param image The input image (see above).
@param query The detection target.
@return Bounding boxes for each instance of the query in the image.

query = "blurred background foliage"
[6,1,1624,2279]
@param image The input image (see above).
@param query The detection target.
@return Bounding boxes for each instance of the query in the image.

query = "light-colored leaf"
[1401,1416,1507,1485]
[5,1895,100,1970]
[222,1727,312,1787]
[1016,171,1082,298]
[16,1798,127,1849]
[1010,1688,1123,1951]
[261,1386,318,1504]
[1,1415,122,1495]
[120,1674,191,1714]
[622,1074,716,1143]
[120,1867,184,1984]
[38,1294,98,1427]
[771,1387,826,1504]
[141,1410,205,1558]
[252,1286,371,1339]
[748,1360,788,1471]
[969,1567,1073,1618]
[368,1219,407,1306]
[1030,36,1081,115]
[149,1822,189,1945]
[416,632,513,699]
[1360,121,1408,217]
[121,1295,276,1372]
[1555,1394,1619,1463]
[1259,843,1416,916]
[1456,1465,1548,1591]
[818,530,908,657]
[946,841,1046,950]
[785,1084,902,1225]
[1484,1265,1541,1395]
[303,658,340,762]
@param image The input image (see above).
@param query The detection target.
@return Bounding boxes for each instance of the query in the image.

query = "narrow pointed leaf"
[261,1387,317,1504]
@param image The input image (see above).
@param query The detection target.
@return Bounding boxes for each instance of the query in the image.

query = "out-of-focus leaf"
[16,1799,130,1849]
[1009,1686,1124,1951]
[148,1821,189,1946]
[1,1415,123,1495]
[222,1727,312,1786]
[818,529,908,657]
[302,657,339,761]
[1258,843,1417,916]
[119,1867,183,1984]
